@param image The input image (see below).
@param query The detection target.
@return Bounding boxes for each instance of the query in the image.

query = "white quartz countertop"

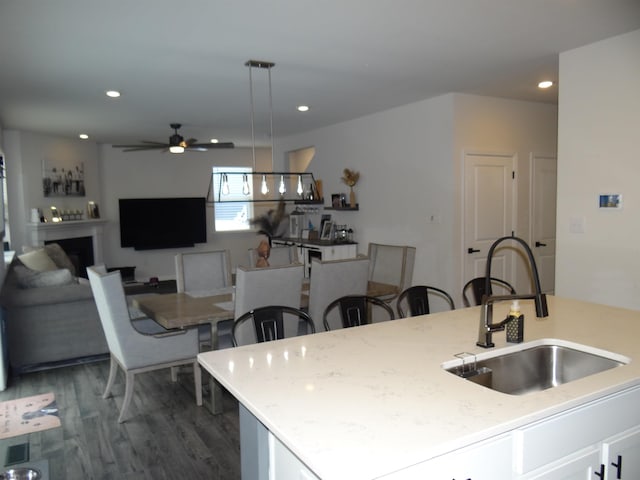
[198,296,640,480]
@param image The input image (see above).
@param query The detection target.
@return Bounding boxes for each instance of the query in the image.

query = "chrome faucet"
[476,236,549,348]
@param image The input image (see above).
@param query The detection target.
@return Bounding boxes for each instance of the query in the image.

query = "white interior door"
[463,152,516,291]
[530,154,557,294]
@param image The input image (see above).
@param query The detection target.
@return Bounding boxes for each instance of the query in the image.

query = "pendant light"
[242,173,251,195]
[221,174,230,195]
[297,175,304,196]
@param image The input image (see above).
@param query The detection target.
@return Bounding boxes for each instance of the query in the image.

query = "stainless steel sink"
[443,339,630,395]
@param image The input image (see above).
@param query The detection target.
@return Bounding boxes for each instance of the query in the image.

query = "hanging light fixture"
[247,60,275,196]
[207,60,320,203]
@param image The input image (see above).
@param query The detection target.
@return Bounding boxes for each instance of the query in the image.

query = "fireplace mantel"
[25,219,108,264]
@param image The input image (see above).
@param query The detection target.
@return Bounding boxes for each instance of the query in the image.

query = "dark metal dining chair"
[462,277,516,307]
[397,285,455,318]
[323,295,395,331]
[231,305,315,347]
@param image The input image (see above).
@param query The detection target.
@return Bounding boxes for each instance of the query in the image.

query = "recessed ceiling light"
[538,81,554,89]
[297,105,310,112]
[79,133,89,140]
[210,138,219,144]
[106,90,121,98]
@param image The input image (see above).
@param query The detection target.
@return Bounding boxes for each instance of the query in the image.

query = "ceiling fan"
[113,123,234,153]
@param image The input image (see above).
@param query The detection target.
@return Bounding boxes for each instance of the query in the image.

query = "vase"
[349,187,356,207]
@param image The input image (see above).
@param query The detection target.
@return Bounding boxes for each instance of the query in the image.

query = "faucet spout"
[476,236,549,348]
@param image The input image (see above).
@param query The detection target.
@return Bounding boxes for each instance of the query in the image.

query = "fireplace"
[45,236,94,278]
[25,220,108,276]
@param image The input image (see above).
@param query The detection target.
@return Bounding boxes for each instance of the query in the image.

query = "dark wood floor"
[0,359,241,479]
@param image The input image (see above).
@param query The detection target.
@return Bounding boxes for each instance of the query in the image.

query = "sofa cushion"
[22,243,76,276]
[13,265,76,289]
[17,248,58,272]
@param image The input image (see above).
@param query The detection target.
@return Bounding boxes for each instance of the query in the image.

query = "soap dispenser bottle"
[506,300,524,343]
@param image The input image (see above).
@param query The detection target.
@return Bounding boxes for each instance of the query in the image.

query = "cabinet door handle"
[594,463,605,478]
[611,455,622,479]
[467,248,480,254]
[535,241,547,247]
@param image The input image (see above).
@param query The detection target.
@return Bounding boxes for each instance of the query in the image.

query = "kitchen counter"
[197,296,640,479]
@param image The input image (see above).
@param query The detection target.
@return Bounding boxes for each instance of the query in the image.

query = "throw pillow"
[13,265,76,289]
[17,248,58,272]
[22,243,77,276]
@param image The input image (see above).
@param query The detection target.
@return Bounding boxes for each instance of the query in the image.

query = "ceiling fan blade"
[187,142,235,149]
[140,140,170,146]
[113,145,167,152]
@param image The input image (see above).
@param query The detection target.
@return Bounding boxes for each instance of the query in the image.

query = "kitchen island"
[197,296,640,479]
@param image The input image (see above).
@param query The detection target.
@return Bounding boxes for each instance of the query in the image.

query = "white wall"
[556,29,640,310]
[277,93,557,305]
[2,94,557,297]
[1,129,273,280]
[277,94,458,304]
[452,94,558,290]
[3,130,101,251]
[98,145,273,280]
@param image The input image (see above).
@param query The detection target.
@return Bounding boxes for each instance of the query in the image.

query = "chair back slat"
[323,295,395,331]
[232,305,315,346]
[397,285,455,317]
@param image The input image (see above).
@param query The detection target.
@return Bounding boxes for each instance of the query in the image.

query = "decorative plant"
[341,168,360,188]
[250,198,288,245]
[341,168,360,207]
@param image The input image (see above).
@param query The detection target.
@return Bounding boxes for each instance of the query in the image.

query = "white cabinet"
[515,386,640,479]
[518,447,601,479]
[382,386,640,480]
[272,239,357,277]
[380,434,512,479]
[601,425,640,479]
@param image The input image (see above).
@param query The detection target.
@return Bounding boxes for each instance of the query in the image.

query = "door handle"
[535,241,547,247]
[467,248,480,254]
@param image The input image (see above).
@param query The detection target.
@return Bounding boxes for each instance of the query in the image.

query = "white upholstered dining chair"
[231,263,305,346]
[367,243,416,307]
[175,249,233,349]
[87,265,202,423]
[247,244,299,267]
[175,249,233,296]
[307,256,370,332]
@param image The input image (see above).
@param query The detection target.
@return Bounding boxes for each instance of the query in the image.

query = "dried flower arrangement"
[341,168,360,207]
[341,168,360,187]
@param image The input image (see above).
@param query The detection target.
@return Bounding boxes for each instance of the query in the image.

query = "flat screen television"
[119,197,207,250]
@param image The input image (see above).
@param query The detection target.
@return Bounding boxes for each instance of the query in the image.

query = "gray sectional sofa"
[0,252,108,374]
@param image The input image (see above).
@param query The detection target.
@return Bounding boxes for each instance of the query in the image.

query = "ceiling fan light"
[169,145,184,154]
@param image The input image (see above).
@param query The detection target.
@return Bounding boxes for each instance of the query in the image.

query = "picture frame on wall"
[320,221,333,240]
[42,158,86,197]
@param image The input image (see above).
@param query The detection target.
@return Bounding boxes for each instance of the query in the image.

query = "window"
[212,167,254,231]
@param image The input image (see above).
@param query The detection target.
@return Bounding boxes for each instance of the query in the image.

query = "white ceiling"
[0,0,639,148]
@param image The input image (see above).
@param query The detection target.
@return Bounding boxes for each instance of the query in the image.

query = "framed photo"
[42,158,85,197]
[320,220,333,240]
